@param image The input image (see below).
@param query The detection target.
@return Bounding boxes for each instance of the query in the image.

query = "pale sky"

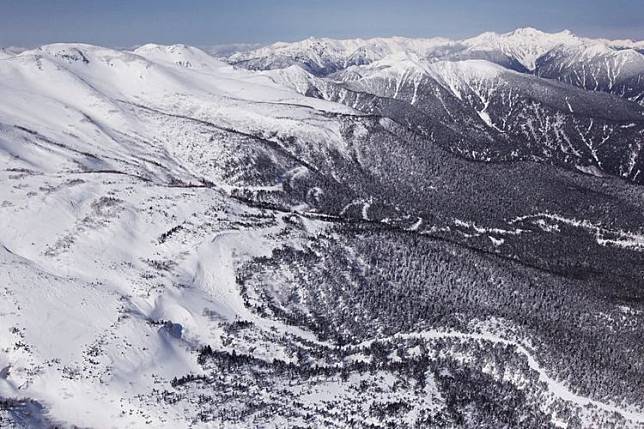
[1,0,643,47]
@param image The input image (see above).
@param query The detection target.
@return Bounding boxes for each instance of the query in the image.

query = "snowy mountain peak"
[508,27,554,37]
[463,28,581,70]
[133,43,229,69]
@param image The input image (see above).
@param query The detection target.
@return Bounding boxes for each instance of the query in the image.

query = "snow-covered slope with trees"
[264,52,644,183]
[1,29,644,428]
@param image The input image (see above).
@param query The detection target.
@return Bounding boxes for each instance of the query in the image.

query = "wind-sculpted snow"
[1,34,644,428]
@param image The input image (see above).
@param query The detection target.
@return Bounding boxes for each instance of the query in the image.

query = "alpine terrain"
[0,28,643,428]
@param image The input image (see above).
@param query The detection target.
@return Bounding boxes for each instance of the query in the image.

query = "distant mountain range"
[230,28,644,89]
[230,28,644,184]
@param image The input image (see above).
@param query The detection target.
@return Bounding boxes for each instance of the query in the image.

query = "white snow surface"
[0,41,359,427]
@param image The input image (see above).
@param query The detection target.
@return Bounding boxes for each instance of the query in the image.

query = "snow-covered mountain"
[229,36,456,74]
[459,27,581,71]
[1,31,644,428]
[265,51,644,182]
[230,27,638,72]
[536,42,644,104]
[231,28,644,104]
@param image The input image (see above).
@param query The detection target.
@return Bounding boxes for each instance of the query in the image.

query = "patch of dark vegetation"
[237,225,644,407]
